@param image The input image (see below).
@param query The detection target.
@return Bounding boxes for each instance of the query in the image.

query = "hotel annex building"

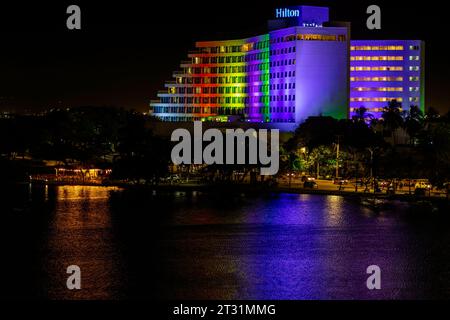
[350,40,424,118]
[149,5,424,129]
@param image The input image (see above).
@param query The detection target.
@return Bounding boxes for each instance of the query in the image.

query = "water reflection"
[2,185,449,299]
[157,193,443,299]
[324,195,344,226]
[44,186,124,300]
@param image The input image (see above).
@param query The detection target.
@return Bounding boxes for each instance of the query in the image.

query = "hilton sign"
[275,8,300,18]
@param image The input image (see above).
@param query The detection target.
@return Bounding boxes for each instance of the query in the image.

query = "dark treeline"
[0,107,170,184]
[1,102,450,188]
[283,102,450,188]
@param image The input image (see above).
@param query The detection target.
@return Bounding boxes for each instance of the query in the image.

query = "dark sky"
[0,0,448,114]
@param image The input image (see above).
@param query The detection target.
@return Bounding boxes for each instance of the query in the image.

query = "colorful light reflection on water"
[2,185,450,300]
[44,186,125,300]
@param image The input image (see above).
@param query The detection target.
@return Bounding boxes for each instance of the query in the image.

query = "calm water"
[1,184,450,300]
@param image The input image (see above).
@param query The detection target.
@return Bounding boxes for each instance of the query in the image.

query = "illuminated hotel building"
[349,40,425,118]
[149,5,424,127]
[150,6,349,128]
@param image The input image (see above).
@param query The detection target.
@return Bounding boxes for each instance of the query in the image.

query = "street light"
[367,148,375,193]
[335,135,342,179]
[368,148,373,180]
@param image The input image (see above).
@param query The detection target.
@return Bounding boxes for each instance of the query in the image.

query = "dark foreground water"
[1,184,450,300]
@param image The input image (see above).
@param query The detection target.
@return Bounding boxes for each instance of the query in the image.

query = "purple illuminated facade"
[350,40,425,119]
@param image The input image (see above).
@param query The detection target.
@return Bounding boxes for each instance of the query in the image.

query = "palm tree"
[404,105,424,144]
[353,106,373,122]
[425,106,440,121]
[381,100,404,144]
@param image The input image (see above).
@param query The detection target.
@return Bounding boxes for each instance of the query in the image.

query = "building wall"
[150,25,349,126]
[294,27,349,122]
[349,40,424,119]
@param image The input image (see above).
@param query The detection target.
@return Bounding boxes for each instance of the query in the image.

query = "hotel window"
[350,56,403,61]
[409,76,419,81]
[297,34,337,41]
[352,87,403,92]
[350,97,403,102]
[409,56,419,61]
[409,97,419,102]
[350,77,403,81]
[409,45,420,50]
[351,45,403,51]
[409,87,419,92]
[409,66,420,71]
[351,66,403,71]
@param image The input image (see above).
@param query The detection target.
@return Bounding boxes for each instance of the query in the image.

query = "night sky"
[0,0,448,114]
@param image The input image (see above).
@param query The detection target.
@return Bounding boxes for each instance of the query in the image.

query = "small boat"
[360,198,387,210]
[412,200,439,214]
[11,206,31,214]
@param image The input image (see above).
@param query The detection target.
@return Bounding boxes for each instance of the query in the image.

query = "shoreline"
[24,180,449,204]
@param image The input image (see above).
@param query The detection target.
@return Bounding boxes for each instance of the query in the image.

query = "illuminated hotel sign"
[275,8,300,18]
